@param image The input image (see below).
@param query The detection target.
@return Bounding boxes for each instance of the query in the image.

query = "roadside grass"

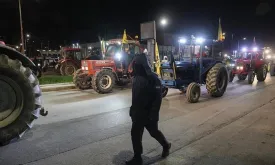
[39,75,73,85]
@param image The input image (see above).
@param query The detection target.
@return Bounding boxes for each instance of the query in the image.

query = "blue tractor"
[160,38,228,103]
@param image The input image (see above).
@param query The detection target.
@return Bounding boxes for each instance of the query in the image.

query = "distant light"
[253,47,258,52]
[43,50,46,51]
[242,47,247,52]
[16,46,19,49]
[195,37,205,44]
[37,50,40,51]
[265,50,270,53]
[160,18,167,26]
[26,34,30,38]
[223,33,226,35]
[224,54,228,57]
[76,43,79,45]
[117,41,121,45]
[20,43,22,46]
[88,46,92,50]
[178,38,187,44]
[267,55,271,59]
[243,38,246,40]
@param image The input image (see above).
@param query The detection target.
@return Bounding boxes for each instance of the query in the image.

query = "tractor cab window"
[105,44,120,58]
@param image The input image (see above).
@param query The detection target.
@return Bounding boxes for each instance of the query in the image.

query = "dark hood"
[132,53,152,77]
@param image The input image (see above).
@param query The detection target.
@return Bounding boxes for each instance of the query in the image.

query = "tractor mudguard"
[0,45,37,70]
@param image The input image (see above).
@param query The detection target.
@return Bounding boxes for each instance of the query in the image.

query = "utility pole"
[18,0,25,54]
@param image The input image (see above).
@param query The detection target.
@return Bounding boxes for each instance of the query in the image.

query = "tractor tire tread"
[0,54,42,146]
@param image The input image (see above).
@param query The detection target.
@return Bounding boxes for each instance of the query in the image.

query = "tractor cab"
[61,48,83,61]
[161,41,224,88]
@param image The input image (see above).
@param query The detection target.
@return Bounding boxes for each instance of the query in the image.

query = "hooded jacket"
[130,53,162,122]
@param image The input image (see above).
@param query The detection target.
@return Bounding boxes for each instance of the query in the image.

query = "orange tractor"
[73,38,142,93]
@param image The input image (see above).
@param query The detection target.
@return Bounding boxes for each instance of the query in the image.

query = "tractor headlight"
[267,55,271,59]
[81,66,88,70]
[115,53,122,60]
[240,66,243,70]
[37,63,41,67]
[230,63,235,67]
[237,66,240,70]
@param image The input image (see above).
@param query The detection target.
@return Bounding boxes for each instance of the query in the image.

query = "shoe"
[125,156,143,165]
[162,143,171,158]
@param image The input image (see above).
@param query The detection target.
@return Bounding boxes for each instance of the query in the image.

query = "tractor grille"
[161,69,174,81]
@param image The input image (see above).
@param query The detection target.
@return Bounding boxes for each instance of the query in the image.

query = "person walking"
[126,53,171,165]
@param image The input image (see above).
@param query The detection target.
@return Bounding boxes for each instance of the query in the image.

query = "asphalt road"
[1,75,275,165]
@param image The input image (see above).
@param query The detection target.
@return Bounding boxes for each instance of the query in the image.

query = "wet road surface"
[1,75,275,165]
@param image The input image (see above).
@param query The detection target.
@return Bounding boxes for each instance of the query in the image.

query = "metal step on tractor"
[0,42,48,146]
[228,47,268,84]
[73,38,142,93]
[160,36,228,103]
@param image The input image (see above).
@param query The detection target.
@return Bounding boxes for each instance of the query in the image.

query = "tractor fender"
[0,45,37,70]
[203,61,223,75]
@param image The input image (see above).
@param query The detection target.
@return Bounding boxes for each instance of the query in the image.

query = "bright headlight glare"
[38,63,41,66]
[85,67,88,70]
[237,66,240,70]
[240,66,243,70]
[267,55,271,59]
[115,53,122,60]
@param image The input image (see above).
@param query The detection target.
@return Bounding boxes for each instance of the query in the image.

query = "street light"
[160,18,167,26]
[243,37,246,40]
[195,37,205,44]
[178,38,187,44]
[26,34,30,38]
[242,47,247,52]
[252,47,258,52]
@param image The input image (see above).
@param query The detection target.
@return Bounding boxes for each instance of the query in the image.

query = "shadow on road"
[112,150,162,165]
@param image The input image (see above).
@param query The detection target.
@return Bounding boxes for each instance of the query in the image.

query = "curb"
[41,84,76,92]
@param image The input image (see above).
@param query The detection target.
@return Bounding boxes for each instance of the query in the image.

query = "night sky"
[0,0,274,49]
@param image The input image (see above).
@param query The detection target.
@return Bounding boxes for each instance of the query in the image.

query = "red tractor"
[228,47,268,84]
[55,47,84,76]
[73,39,141,93]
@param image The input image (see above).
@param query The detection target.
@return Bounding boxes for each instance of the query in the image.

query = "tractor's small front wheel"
[270,64,275,76]
[186,82,200,103]
[247,71,255,84]
[257,65,267,82]
[92,69,115,94]
[228,69,235,82]
[162,86,168,98]
[73,69,92,90]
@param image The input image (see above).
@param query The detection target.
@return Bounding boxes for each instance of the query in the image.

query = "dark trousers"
[131,120,169,156]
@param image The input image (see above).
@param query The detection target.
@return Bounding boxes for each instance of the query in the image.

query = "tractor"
[0,42,47,146]
[73,39,141,93]
[55,47,85,76]
[160,37,228,103]
[228,47,268,84]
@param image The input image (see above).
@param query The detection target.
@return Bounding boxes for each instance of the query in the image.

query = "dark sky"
[0,0,274,48]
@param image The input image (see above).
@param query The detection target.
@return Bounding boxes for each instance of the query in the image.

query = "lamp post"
[18,0,25,53]
[25,34,30,52]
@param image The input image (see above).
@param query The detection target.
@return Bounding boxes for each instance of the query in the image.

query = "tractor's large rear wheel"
[92,69,115,94]
[0,55,42,146]
[60,62,77,76]
[73,69,92,90]
[256,65,267,82]
[206,63,228,97]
